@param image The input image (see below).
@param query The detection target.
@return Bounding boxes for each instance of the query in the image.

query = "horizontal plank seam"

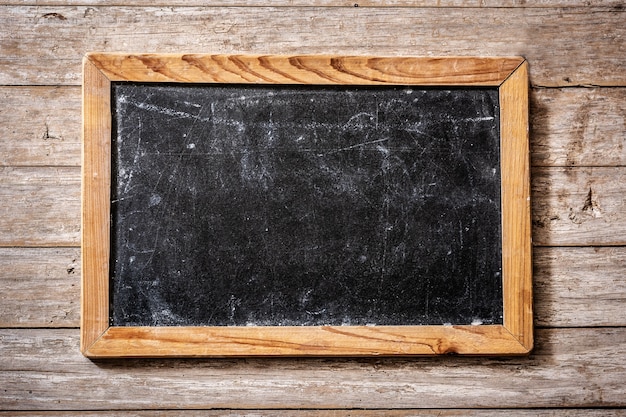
[0,327,81,330]
[0,245,82,249]
[531,165,626,168]
[0,245,81,248]
[533,244,626,248]
[534,325,626,330]
[0,84,78,88]
[533,84,626,89]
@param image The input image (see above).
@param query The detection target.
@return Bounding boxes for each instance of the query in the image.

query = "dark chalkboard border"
[81,54,532,358]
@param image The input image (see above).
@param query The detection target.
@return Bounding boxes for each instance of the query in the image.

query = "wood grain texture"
[531,88,626,167]
[86,53,522,85]
[2,86,624,168]
[534,247,626,328]
[1,328,625,409]
[532,167,626,246]
[1,6,624,86]
[1,410,625,417]
[84,325,530,358]
[499,61,532,350]
[0,248,80,328]
[1,0,624,412]
[0,167,80,247]
[0,86,81,167]
[1,0,623,7]
[81,57,111,353]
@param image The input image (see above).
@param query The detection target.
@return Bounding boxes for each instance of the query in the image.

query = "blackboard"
[82,54,532,357]
[110,83,503,327]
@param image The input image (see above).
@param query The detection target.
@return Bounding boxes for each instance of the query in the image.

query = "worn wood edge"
[82,325,530,358]
[85,53,524,85]
[81,56,111,353]
[3,408,606,416]
[500,61,533,352]
[3,0,624,7]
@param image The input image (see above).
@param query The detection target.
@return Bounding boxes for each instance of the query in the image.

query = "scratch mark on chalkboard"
[122,120,143,195]
[377,143,392,303]
[306,308,327,316]
[117,95,211,122]
[466,116,495,122]
[151,171,165,193]
[239,150,275,190]
[228,295,241,323]
[344,112,376,128]
[137,226,160,274]
[183,101,202,108]
[318,137,390,156]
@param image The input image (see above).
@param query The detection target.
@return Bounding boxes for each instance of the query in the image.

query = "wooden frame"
[82,54,531,358]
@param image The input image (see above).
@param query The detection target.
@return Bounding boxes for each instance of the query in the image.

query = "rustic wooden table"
[0,1,625,414]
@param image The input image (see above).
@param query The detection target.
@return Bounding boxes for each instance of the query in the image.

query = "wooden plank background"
[0,1,624,415]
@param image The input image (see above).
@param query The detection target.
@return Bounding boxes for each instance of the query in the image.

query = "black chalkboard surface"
[81,54,532,357]
[110,83,503,328]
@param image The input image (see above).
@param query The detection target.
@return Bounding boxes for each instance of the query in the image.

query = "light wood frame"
[82,54,532,358]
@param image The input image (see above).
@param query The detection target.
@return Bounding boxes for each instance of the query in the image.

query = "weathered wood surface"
[1,0,624,412]
[0,86,81,167]
[2,0,624,7]
[530,88,626,167]
[3,86,624,168]
[0,6,624,86]
[531,167,626,246]
[0,167,80,247]
[533,247,626,327]
[0,248,80,328]
[0,411,625,417]
[1,247,624,329]
[2,166,624,247]
[1,328,625,409]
